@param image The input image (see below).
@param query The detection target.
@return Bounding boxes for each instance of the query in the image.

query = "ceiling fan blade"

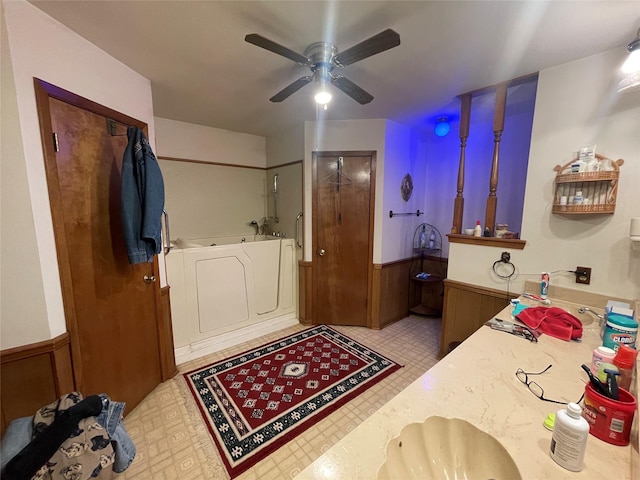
[270,76,314,102]
[333,29,400,67]
[330,76,374,104]
[245,33,309,65]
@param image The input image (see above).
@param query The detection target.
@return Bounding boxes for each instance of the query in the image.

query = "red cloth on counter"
[516,306,583,341]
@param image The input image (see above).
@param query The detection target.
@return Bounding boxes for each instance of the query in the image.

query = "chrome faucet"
[578,307,604,322]
[249,220,259,235]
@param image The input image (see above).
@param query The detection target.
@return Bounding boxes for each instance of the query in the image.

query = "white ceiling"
[29,1,640,138]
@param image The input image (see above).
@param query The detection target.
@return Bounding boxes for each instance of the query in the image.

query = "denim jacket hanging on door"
[121,126,165,264]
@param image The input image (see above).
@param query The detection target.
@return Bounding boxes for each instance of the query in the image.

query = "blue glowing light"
[434,118,450,137]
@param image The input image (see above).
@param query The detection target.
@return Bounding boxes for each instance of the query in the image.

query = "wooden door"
[312,152,375,326]
[35,80,163,411]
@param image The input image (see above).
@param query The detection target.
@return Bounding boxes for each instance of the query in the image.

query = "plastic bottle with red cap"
[473,220,482,237]
[612,345,638,391]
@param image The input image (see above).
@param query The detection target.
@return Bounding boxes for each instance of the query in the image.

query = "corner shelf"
[409,224,444,317]
[552,154,624,215]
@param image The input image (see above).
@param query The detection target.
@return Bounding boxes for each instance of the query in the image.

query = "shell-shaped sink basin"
[377,416,522,480]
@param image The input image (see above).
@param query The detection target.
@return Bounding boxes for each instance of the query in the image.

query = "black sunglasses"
[516,364,583,405]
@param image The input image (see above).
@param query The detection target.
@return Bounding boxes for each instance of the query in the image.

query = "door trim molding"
[33,78,176,394]
[311,150,376,326]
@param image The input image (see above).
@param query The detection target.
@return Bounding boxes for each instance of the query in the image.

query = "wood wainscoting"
[0,333,74,436]
[158,286,179,380]
[300,256,448,330]
[440,279,518,358]
[370,258,414,329]
[0,286,177,437]
[298,261,313,326]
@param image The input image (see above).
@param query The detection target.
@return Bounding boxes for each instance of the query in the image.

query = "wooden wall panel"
[440,279,516,357]
[158,286,179,381]
[373,259,413,329]
[2,355,57,433]
[300,256,448,330]
[1,284,178,437]
[369,265,382,329]
[51,340,75,395]
[0,333,74,436]
[298,261,313,325]
[300,258,411,329]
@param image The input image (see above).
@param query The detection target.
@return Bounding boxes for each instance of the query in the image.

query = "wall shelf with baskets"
[552,154,624,215]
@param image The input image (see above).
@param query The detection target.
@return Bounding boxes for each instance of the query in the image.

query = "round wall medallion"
[400,173,413,201]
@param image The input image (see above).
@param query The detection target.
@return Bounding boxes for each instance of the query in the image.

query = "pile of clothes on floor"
[1,392,135,479]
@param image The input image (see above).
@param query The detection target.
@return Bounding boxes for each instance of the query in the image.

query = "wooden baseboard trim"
[371,312,408,330]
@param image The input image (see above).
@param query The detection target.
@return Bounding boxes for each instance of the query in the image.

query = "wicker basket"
[552,154,624,215]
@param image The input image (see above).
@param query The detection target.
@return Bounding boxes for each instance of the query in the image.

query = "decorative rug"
[183,325,402,478]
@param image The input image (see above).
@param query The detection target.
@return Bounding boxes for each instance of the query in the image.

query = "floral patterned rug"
[183,324,402,478]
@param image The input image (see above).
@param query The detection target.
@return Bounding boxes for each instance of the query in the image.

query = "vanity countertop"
[296,297,638,479]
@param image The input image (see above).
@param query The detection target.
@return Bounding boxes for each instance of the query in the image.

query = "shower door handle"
[296,212,303,248]
[162,209,171,254]
[318,249,325,256]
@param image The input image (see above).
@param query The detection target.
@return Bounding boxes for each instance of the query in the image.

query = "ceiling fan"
[245,29,400,104]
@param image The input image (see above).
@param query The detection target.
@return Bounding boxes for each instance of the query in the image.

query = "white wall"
[420,124,459,258]
[266,124,304,168]
[448,48,640,301]
[155,118,270,240]
[155,118,304,242]
[458,84,535,235]
[495,84,536,235]
[381,121,426,263]
[266,125,304,243]
[1,4,50,348]
[265,163,303,241]
[155,117,266,167]
[158,159,268,240]
[1,0,157,349]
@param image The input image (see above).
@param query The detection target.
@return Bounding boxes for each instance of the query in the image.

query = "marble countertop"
[296,296,637,479]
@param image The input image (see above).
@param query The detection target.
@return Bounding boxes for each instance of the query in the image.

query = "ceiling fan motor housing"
[304,42,337,82]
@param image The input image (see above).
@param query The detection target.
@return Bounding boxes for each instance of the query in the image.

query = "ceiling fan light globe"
[315,90,332,105]
[619,34,640,93]
[621,47,640,74]
[618,71,640,93]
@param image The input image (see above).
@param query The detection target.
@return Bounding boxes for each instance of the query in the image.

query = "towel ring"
[493,259,515,279]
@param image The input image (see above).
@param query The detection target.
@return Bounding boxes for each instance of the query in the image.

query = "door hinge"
[52,132,59,152]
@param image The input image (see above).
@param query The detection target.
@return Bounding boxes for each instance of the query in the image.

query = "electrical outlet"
[575,266,591,285]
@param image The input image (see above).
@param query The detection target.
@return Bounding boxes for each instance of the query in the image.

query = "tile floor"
[119,315,442,479]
